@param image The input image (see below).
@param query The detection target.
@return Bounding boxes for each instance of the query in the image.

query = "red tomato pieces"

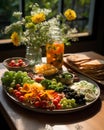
[8,58,27,67]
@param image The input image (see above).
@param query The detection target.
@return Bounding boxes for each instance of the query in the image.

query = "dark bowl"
[3,57,30,71]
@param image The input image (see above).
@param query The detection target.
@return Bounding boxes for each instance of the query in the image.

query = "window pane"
[0,0,20,39]
[63,0,95,35]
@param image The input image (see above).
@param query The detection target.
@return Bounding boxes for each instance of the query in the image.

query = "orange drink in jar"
[46,42,64,69]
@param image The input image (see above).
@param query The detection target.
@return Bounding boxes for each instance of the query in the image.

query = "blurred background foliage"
[0,0,91,39]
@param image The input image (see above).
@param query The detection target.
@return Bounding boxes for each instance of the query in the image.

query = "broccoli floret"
[41,79,51,89]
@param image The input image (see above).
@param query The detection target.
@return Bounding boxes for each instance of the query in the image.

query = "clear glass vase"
[25,45,42,66]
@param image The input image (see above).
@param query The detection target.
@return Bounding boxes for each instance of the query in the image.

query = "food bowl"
[33,63,58,76]
[55,71,74,85]
[3,57,30,71]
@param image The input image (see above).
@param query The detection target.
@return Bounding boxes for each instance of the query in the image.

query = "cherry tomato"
[15,91,22,98]
[55,96,61,102]
[18,87,22,91]
[56,103,61,109]
[53,99,59,106]
[8,60,15,67]
[15,84,21,89]
[18,95,24,102]
[34,101,41,107]
[13,89,18,95]
[41,100,47,108]
[15,63,19,67]
[18,62,23,66]
[10,60,15,64]
[18,59,23,63]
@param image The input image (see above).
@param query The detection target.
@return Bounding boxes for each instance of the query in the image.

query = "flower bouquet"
[4,3,77,66]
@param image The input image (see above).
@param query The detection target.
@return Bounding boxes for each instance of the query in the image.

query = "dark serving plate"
[2,73,100,114]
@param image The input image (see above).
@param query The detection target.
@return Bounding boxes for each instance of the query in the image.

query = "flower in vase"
[4,3,77,48]
[10,32,20,46]
[64,9,77,21]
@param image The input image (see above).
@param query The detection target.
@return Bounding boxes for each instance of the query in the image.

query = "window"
[63,0,95,37]
[0,0,20,39]
[0,0,95,40]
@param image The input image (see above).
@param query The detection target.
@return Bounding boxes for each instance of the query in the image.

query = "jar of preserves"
[46,27,64,69]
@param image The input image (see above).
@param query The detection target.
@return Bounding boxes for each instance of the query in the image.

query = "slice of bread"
[79,59,104,69]
[81,59,104,66]
[67,54,91,62]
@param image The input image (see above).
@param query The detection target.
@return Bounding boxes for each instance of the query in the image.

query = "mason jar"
[46,27,64,69]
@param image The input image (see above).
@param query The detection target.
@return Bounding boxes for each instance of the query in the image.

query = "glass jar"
[46,27,64,69]
[26,45,42,66]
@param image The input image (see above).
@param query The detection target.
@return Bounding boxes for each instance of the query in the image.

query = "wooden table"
[0,51,104,130]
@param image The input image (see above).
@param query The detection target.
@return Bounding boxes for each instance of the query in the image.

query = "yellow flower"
[31,13,46,24]
[10,32,20,46]
[64,9,77,21]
